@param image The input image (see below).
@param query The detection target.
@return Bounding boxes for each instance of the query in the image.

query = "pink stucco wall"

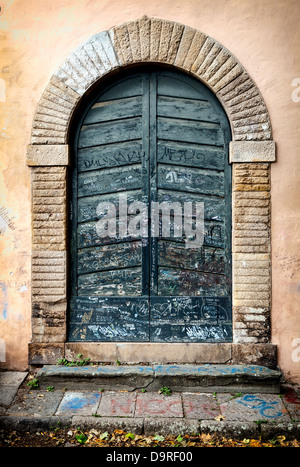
[0,0,299,382]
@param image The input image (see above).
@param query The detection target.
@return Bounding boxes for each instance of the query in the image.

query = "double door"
[69,69,232,342]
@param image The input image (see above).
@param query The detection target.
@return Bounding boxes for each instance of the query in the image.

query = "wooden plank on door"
[84,96,143,125]
[77,189,142,223]
[97,76,143,101]
[78,267,142,296]
[79,117,142,148]
[157,74,208,100]
[158,164,224,196]
[78,141,143,172]
[157,117,224,146]
[157,190,225,224]
[157,141,224,171]
[158,241,225,274]
[77,164,142,197]
[157,267,229,296]
[77,241,142,274]
[157,95,219,123]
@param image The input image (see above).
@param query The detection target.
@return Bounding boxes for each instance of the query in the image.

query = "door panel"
[69,296,149,342]
[149,296,231,342]
[150,72,231,341]
[69,74,149,342]
[68,69,232,343]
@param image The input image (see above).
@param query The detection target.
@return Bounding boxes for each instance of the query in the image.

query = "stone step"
[36,364,282,394]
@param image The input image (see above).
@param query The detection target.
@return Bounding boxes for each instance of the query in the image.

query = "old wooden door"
[68,68,232,343]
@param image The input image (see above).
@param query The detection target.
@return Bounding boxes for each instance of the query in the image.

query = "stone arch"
[27,17,277,367]
[30,16,272,145]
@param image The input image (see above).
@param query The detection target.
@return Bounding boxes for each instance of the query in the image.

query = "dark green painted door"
[68,69,232,342]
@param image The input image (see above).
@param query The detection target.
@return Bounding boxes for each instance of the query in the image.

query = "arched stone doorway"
[26,17,276,367]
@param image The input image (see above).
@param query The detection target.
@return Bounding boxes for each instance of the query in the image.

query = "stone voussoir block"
[176,28,206,70]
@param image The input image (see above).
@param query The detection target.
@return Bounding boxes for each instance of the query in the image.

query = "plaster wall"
[0,0,299,383]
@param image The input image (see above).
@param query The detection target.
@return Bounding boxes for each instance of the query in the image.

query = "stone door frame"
[26,17,277,367]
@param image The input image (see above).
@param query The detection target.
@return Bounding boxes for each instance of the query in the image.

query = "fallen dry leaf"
[215,414,225,421]
[200,433,212,443]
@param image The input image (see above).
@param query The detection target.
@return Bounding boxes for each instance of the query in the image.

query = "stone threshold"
[29,342,278,370]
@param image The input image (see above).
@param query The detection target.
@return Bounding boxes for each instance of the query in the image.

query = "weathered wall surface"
[0,0,299,382]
